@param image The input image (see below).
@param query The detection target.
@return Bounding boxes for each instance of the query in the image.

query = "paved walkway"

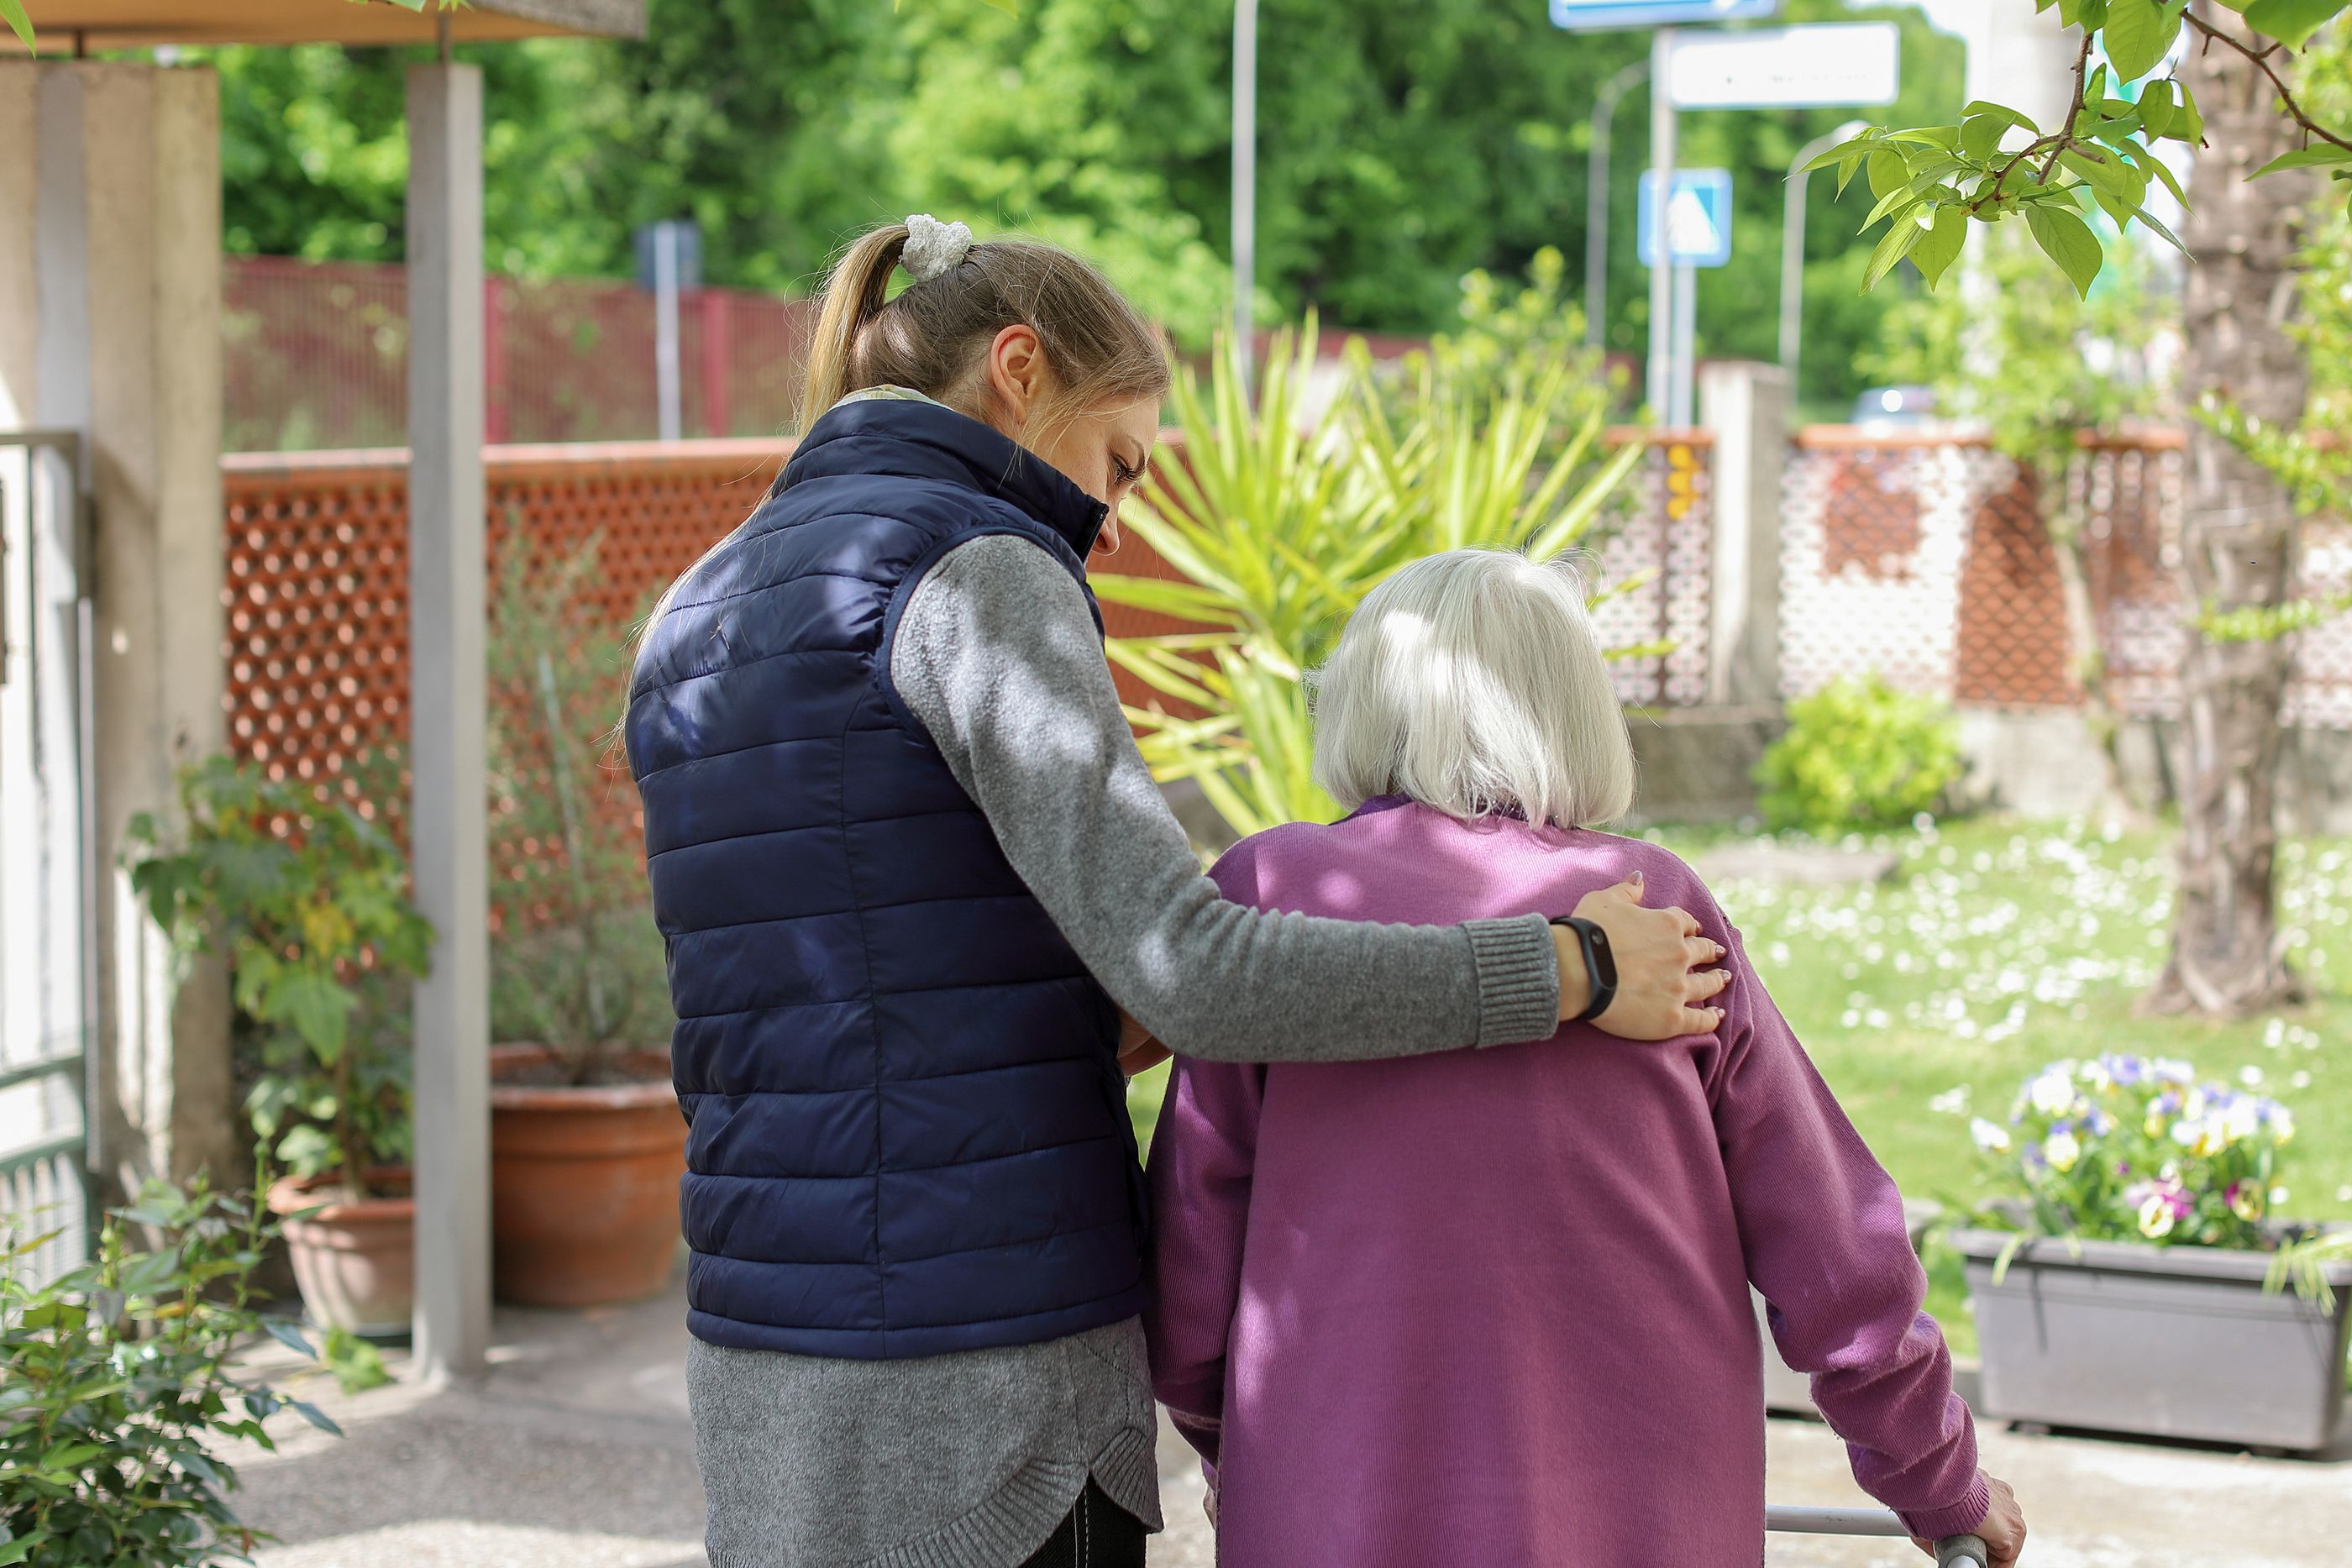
[234,1279,2350,1567]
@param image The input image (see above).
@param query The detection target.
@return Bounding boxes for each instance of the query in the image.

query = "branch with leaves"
[1810,0,2351,297]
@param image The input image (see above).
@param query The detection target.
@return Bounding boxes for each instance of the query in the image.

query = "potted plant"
[1949,1054,2351,1451]
[126,757,431,1337]
[485,535,684,1308]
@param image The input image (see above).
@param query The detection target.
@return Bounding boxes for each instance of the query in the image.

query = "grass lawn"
[1128,814,2352,1359]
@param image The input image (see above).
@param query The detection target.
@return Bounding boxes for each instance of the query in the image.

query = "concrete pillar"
[0,61,234,1201]
[1700,360,1789,709]
[406,62,493,1383]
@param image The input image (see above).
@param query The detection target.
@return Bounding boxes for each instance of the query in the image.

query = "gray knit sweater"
[685,532,1562,1568]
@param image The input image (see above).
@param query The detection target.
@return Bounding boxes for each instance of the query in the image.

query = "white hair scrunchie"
[901,214,974,283]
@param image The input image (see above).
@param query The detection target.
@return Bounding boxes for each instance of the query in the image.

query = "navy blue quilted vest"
[627,396,1150,1358]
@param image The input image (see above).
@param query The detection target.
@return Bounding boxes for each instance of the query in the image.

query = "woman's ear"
[983,323,1047,433]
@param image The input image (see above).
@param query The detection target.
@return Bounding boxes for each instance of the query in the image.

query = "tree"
[2152,7,2322,1014]
[1820,1,2350,1016]
[182,0,1951,405]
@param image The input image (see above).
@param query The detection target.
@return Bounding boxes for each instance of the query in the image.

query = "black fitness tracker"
[1551,915,1619,1024]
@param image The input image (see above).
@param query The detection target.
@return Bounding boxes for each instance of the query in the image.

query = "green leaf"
[262,1318,317,1360]
[1961,100,2036,130]
[1801,136,1876,175]
[291,1399,344,1437]
[1912,206,1970,291]
[267,968,354,1061]
[0,0,33,55]
[273,1123,337,1177]
[2242,0,2344,48]
[2024,202,2106,297]
[2138,78,2176,139]
[1865,181,1931,230]
[2250,145,2352,177]
[2167,84,2206,143]
[1959,113,2011,161]
[1866,149,1909,201]
[1862,210,1928,291]
[2103,0,2185,82]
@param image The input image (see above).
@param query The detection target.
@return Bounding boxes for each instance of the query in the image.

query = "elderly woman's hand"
[1557,872,1730,1039]
[1916,1471,2024,1565]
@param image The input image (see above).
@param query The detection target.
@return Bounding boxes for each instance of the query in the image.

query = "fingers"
[1588,871,1644,907]
[1687,967,1732,1003]
[1667,903,1702,938]
[1684,934,1725,968]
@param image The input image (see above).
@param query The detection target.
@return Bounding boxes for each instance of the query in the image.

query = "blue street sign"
[1636,168,1734,267]
[1550,0,1780,31]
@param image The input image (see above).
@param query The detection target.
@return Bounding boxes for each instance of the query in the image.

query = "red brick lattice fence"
[217,426,2352,864]
[1782,427,2352,726]
[225,256,814,453]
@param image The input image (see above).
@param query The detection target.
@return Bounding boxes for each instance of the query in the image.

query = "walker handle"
[1935,1535,1990,1568]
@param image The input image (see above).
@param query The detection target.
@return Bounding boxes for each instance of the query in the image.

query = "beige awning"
[8,0,644,50]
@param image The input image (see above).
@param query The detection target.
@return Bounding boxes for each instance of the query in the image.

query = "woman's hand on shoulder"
[1567,872,1730,1040]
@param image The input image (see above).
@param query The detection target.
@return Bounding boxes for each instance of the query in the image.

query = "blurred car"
[1850,385,1940,428]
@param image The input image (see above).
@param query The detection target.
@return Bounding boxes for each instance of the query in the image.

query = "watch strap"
[1553,915,1619,1025]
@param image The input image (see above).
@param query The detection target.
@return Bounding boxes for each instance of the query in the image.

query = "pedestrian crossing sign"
[1637,169,1735,268]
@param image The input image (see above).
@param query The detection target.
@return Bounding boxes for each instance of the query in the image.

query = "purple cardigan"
[1145,798,1987,1566]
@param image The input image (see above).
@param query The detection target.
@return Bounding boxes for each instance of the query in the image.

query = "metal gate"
[1,431,97,1282]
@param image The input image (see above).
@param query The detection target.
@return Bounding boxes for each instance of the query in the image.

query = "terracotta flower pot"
[489,1043,686,1308]
[266,1168,415,1338]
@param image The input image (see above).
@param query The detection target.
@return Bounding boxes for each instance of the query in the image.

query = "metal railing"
[1767,1503,1989,1566]
[1,430,97,1284]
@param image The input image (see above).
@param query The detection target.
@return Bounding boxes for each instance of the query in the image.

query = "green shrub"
[1,1177,339,1568]
[124,758,433,1200]
[1755,676,1962,836]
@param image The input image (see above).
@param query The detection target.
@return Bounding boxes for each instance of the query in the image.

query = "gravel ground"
[234,1277,2350,1567]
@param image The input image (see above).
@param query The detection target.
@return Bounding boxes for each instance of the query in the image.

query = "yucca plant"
[1095,323,1649,840]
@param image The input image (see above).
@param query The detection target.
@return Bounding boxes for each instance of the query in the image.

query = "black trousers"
[1015,1479,1149,1568]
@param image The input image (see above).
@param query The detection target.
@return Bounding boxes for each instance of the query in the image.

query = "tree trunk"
[2147,6,2318,1015]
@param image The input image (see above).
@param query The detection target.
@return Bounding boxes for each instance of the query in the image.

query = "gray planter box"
[1954,1228,2352,1452]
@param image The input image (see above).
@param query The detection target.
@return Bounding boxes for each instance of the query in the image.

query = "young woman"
[1145,549,2028,1568]
[625,218,1731,1568]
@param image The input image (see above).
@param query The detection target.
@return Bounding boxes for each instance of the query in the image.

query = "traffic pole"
[1645,25,1677,420]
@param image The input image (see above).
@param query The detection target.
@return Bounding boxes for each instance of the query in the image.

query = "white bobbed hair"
[1309,548,1635,830]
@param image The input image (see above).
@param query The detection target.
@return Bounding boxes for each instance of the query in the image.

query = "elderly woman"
[1145,550,2025,1568]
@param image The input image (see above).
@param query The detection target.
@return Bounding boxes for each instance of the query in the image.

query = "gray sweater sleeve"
[887,532,1561,1062]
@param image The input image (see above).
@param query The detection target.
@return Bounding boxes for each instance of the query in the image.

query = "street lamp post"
[1585,58,1650,350]
[1780,118,1871,392]
[1645,25,1677,422]
[1232,0,1259,391]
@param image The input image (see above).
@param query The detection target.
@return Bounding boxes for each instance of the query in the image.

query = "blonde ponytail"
[793,218,1168,446]
[798,224,912,433]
